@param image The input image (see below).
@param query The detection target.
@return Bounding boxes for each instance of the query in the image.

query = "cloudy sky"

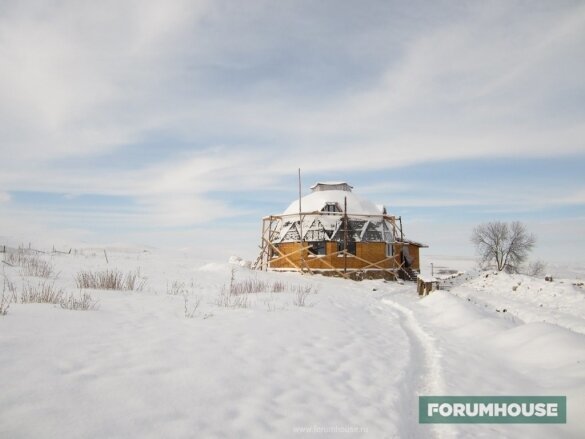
[1,0,584,263]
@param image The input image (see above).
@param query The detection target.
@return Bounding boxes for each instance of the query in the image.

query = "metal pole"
[298,168,303,271]
[399,216,403,241]
[344,196,348,274]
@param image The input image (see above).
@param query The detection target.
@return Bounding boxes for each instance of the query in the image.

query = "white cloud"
[0,192,11,203]
[0,0,209,161]
[1,1,584,256]
[2,1,583,172]
[1,5,581,159]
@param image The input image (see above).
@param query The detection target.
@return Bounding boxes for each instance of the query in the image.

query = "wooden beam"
[267,242,310,265]
[342,252,396,274]
[359,255,399,271]
[263,238,304,271]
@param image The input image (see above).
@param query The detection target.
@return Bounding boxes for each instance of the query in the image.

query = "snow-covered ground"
[1,248,584,438]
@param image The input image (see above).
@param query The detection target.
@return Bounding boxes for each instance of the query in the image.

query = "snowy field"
[1,248,584,438]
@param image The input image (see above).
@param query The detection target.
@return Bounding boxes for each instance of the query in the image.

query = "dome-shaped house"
[253,182,426,280]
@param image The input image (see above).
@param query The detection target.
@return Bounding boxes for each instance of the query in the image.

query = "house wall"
[270,241,398,271]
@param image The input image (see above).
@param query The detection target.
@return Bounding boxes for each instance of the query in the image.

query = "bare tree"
[471,221,536,273]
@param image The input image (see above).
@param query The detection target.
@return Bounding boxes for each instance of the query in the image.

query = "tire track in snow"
[381,298,454,439]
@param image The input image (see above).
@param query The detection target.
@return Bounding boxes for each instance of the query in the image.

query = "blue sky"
[1,0,584,264]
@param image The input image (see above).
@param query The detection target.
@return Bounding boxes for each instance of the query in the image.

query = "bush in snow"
[75,269,145,291]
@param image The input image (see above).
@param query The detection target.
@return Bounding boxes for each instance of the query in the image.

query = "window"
[337,241,356,255]
[386,243,394,257]
[321,202,341,213]
[308,242,326,256]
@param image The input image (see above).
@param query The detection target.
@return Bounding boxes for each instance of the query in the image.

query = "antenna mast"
[344,196,348,274]
[298,168,304,270]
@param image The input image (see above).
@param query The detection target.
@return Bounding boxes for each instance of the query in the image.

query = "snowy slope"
[1,248,584,438]
[449,271,585,334]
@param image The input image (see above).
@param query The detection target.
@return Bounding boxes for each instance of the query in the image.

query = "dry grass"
[229,278,270,295]
[60,292,99,311]
[20,256,54,278]
[217,290,250,308]
[271,281,286,293]
[292,289,311,307]
[75,269,145,291]
[18,281,98,311]
[4,248,28,266]
[184,295,201,318]
[167,280,188,296]
[216,268,250,308]
[4,249,54,278]
[3,277,17,301]
[228,277,317,296]
[123,269,144,291]
[0,293,10,315]
[218,268,318,310]
[289,284,316,295]
[1,276,18,315]
[20,281,64,304]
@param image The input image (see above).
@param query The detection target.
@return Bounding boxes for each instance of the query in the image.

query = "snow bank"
[412,290,585,438]
[451,271,585,334]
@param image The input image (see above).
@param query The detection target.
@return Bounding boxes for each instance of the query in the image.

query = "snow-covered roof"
[283,189,384,216]
[418,275,437,283]
[310,182,353,192]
